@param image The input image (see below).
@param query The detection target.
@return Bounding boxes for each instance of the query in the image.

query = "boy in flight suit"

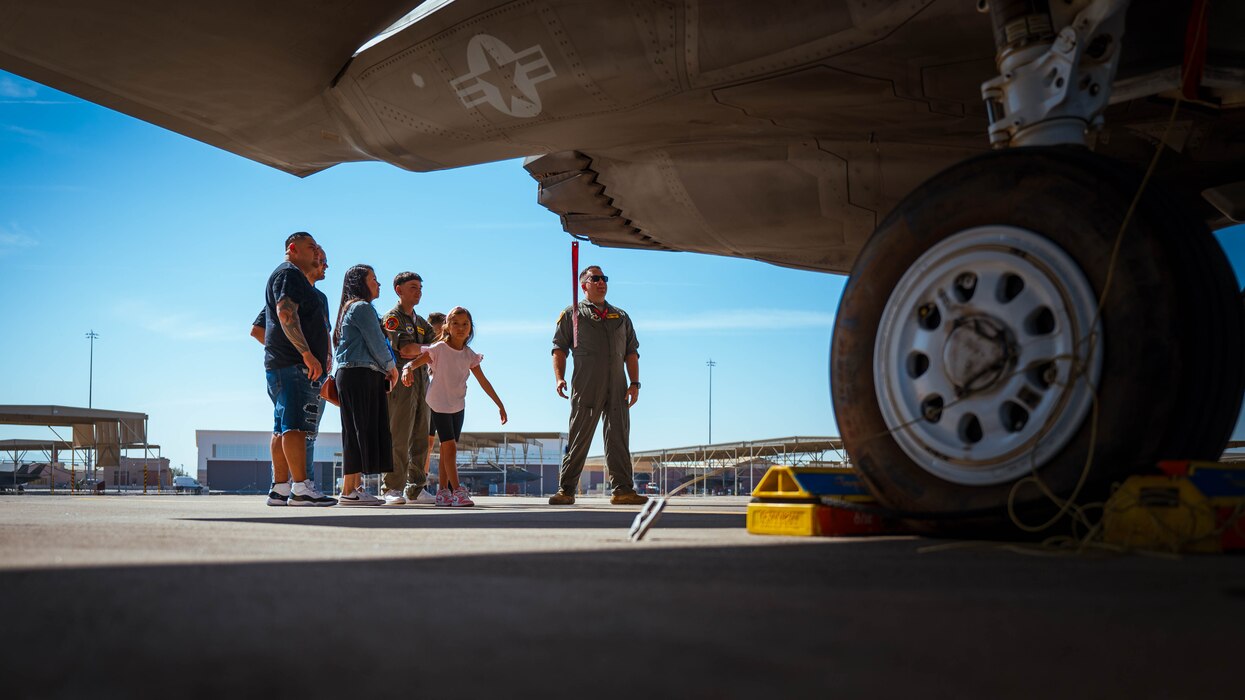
[381,272,436,505]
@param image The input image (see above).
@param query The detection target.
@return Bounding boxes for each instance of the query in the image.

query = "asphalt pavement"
[0,494,1241,698]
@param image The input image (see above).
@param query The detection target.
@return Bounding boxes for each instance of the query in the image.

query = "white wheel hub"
[874,226,1103,485]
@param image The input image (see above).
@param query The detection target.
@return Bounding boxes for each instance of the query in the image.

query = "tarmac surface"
[1,493,1242,699]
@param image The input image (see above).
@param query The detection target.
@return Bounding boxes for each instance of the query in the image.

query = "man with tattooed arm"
[251,244,332,502]
[262,231,337,506]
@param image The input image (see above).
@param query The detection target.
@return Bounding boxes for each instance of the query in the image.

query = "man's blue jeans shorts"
[266,364,322,435]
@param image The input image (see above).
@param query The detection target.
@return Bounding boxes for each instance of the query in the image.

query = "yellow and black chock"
[746,465,896,537]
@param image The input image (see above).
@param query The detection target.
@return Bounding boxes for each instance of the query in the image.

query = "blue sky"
[0,70,845,471]
[2,69,1244,472]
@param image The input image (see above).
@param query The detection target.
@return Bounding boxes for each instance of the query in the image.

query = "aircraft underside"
[1,0,1243,530]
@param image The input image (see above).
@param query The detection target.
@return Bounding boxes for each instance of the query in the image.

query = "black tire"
[831,146,1244,527]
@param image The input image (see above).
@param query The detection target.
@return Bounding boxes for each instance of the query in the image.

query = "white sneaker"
[382,489,407,505]
[410,488,436,504]
[266,482,290,506]
[339,487,383,506]
[289,479,336,507]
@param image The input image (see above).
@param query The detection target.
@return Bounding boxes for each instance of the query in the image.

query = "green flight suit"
[552,298,640,494]
[382,304,434,496]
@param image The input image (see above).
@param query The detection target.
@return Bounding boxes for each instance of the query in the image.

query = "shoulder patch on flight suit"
[383,316,399,331]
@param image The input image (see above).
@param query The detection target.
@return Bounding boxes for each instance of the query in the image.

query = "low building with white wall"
[196,429,342,494]
[196,429,569,495]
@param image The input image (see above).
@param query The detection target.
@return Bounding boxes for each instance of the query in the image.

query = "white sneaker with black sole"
[289,479,337,507]
[266,482,290,506]
[339,487,383,506]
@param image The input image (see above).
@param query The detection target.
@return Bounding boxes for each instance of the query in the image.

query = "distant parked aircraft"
[0,463,47,493]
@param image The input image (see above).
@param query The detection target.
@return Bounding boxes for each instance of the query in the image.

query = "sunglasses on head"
[586,274,608,283]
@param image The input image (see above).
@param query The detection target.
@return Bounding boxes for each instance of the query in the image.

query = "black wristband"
[630,381,641,388]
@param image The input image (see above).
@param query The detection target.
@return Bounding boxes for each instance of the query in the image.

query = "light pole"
[706,358,716,444]
[85,330,100,408]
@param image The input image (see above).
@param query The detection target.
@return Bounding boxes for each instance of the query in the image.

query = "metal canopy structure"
[0,405,158,491]
[449,431,565,495]
[626,436,846,468]
[595,436,847,497]
[0,439,162,457]
[453,432,565,453]
[0,405,149,428]
[0,438,75,452]
[335,431,568,496]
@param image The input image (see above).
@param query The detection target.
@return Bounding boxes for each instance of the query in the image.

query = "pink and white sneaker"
[434,487,452,507]
[450,486,475,508]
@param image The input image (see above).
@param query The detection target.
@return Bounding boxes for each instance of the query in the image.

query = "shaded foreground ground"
[0,495,1241,698]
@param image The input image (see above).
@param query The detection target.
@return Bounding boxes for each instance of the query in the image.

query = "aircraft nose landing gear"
[832,147,1244,528]
[832,0,1243,532]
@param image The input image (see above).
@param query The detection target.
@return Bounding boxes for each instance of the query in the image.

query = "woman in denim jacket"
[332,264,398,505]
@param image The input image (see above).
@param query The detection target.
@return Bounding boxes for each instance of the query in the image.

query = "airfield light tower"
[86,330,100,409]
[706,359,717,444]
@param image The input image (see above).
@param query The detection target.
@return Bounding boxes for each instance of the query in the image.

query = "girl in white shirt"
[401,306,506,507]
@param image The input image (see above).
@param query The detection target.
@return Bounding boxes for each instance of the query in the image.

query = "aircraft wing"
[7,2,1233,273]
[0,0,419,176]
[0,0,1002,271]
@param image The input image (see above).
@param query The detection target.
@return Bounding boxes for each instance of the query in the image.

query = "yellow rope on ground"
[1004,84,1190,542]
[1001,0,1216,553]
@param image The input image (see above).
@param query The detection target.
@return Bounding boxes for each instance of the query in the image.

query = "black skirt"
[336,367,393,476]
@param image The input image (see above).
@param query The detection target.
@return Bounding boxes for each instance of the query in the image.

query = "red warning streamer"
[1182,0,1209,100]
[572,241,580,348]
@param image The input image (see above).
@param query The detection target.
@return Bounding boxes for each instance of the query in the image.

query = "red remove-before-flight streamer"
[572,241,579,348]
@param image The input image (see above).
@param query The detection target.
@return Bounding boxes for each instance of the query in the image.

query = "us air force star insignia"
[450,34,556,118]
[384,317,399,331]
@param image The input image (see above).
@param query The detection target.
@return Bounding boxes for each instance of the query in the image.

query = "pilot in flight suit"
[549,266,647,505]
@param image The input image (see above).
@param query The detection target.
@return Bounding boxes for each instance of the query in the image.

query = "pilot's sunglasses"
[587,275,608,282]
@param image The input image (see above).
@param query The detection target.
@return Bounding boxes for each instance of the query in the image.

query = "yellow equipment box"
[1101,461,1245,553]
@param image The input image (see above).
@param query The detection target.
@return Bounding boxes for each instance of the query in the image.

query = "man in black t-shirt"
[251,244,331,496]
[263,232,336,506]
